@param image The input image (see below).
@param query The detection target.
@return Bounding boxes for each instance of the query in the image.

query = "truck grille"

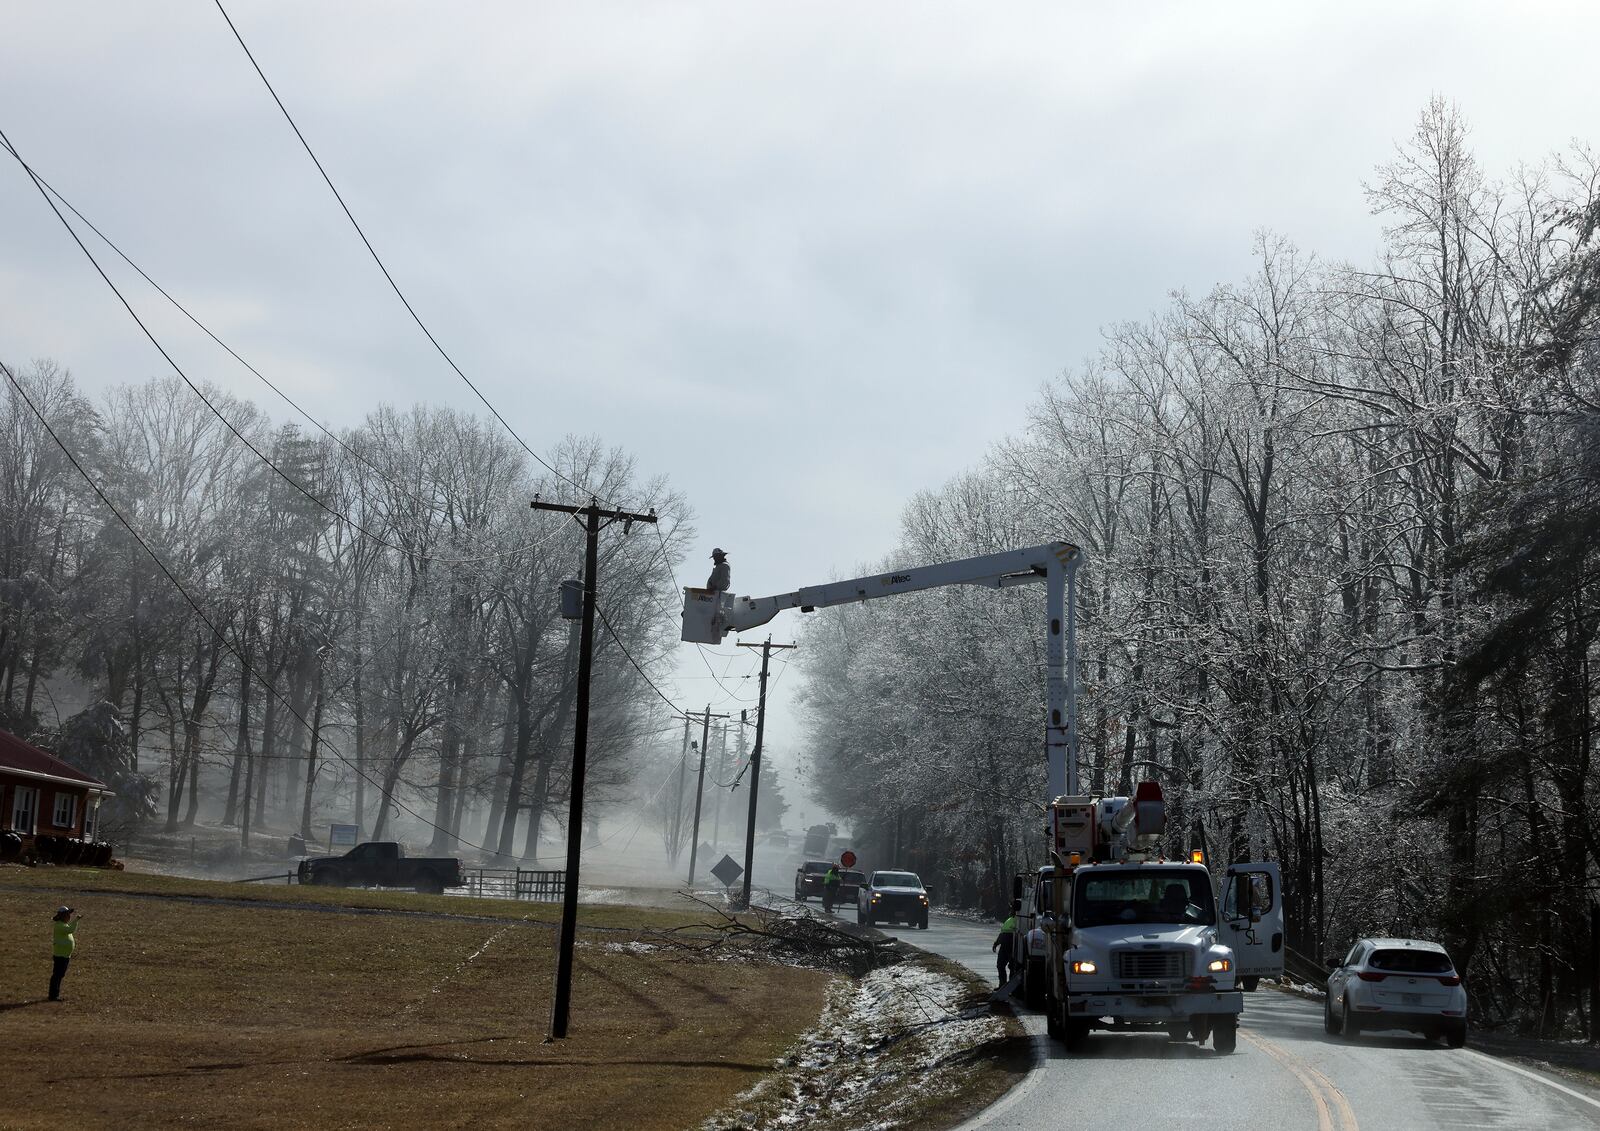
[1115,950,1185,980]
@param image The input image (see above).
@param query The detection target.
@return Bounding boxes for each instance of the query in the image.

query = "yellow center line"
[1242,1029,1359,1131]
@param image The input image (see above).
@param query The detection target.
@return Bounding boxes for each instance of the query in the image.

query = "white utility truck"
[1014,782,1282,1054]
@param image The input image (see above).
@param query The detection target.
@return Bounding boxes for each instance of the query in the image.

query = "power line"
[6,139,579,561]
[0,126,564,569]
[0,355,497,855]
[594,604,689,722]
[212,0,602,507]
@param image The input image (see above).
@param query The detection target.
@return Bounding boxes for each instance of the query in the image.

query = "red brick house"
[0,728,111,850]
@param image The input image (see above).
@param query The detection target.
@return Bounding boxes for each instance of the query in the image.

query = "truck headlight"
[1208,958,1231,973]
[1072,960,1097,974]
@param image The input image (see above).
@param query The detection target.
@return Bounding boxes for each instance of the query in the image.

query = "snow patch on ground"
[702,961,1003,1131]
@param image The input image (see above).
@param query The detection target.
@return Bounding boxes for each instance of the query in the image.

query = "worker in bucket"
[50,906,79,1001]
[706,548,731,593]
[992,913,1017,987]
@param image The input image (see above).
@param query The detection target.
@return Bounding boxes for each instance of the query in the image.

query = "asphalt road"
[855,909,1600,1131]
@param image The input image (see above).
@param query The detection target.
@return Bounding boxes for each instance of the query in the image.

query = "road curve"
[867,909,1600,1131]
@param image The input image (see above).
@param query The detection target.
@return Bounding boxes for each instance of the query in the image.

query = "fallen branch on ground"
[652,893,905,976]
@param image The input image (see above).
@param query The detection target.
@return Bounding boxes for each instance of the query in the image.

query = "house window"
[83,797,98,841]
[11,786,38,834]
[53,792,77,830]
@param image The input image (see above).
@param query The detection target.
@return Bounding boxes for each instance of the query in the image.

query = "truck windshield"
[1074,870,1214,927]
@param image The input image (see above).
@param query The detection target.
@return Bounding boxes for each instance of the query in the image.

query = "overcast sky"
[3,1,1598,810]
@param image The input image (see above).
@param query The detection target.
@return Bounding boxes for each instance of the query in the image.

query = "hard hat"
[710,547,726,558]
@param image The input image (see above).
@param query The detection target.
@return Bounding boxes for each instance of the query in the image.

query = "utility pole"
[671,715,691,862]
[531,495,656,1041]
[685,705,729,885]
[735,637,796,907]
[710,722,729,851]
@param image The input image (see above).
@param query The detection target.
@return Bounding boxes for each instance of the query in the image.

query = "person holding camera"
[50,906,79,1001]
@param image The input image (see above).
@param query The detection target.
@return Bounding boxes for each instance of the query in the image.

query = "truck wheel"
[1063,1019,1091,1052]
[1322,995,1340,1035]
[1445,1021,1467,1049]
[1212,1016,1237,1055]
[1045,996,1062,1040]
[1241,975,1260,992]
[414,871,443,895]
[1190,1016,1212,1043]
[917,911,929,930]
[1024,959,1046,1009]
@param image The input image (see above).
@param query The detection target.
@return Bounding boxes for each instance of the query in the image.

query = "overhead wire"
[0,355,498,855]
[0,137,458,533]
[594,604,690,723]
[211,0,606,509]
[0,128,571,569]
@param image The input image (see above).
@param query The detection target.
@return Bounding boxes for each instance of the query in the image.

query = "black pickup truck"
[297,842,465,894]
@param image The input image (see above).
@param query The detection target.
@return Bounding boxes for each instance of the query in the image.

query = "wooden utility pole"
[685,705,730,885]
[531,496,656,1041]
[671,715,691,862]
[735,637,795,907]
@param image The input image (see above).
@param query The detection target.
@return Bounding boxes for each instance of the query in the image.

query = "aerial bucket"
[681,587,728,643]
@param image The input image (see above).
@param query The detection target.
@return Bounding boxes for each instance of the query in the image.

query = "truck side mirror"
[1011,874,1023,904]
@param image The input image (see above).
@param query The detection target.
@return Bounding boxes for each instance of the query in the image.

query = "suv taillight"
[1357,971,1387,982]
[1438,975,1461,986]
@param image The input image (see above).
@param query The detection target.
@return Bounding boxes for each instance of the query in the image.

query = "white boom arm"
[681,542,1083,795]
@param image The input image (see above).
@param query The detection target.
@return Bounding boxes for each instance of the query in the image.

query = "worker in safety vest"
[992,914,1017,986]
[822,865,841,913]
[50,906,79,1001]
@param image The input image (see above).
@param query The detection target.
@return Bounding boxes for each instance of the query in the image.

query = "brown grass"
[0,869,832,1130]
[0,863,713,929]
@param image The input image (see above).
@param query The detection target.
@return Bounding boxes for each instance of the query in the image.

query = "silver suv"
[1324,937,1467,1046]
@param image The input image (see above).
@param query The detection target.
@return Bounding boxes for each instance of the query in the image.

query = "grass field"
[0,866,832,1130]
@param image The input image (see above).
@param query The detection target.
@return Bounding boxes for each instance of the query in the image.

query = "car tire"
[917,911,929,930]
[1212,1016,1237,1055]
[1323,995,1340,1035]
[414,871,443,895]
[1445,1021,1467,1049]
[1341,998,1361,1040]
[1025,959,1046,1009]
[1241,975,1260,992]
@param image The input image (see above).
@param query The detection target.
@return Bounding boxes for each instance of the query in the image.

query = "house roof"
[0,728,106,789]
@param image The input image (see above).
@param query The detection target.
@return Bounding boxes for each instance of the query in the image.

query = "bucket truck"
[681,542,1283,1054]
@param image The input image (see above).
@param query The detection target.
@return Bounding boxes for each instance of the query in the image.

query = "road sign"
[840,850,857,868]
[710,854,743,887]
[329,823,359,848]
